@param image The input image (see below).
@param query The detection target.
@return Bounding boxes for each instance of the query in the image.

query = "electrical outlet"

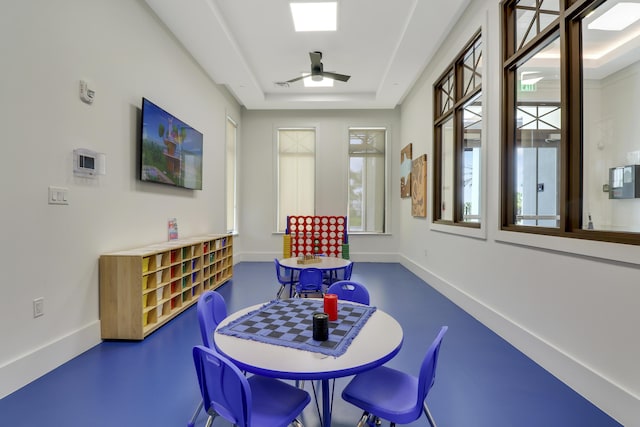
[33,298,44,318]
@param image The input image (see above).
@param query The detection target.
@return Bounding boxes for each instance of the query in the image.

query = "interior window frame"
[501,0,640,245]
[433,30,483,228]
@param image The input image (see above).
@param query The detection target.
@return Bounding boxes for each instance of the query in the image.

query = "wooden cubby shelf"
[99,234,233,340]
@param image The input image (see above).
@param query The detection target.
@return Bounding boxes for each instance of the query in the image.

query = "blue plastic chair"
[327,280,370,305]
[192,345,311,427]
[188,291,228,427]
[338,261,354,281]
[197,290,228,349]
[341,326,448,427]
[275,258,298,299]
[322,258,353,285]
[294,268,324,297]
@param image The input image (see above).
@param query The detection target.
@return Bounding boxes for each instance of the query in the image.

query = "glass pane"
[441,117,454,221]
[348,157,364,231]
[225,119,237,232]
[582,0,640,233]
[463,38,482,97]
[438,72,455,116]
[462,94,482,223]
[515,0,560,51]
[514,37,561,227]
[348,128,386,233]
[349,128,386,154]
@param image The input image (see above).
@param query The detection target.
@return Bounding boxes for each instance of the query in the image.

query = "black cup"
[312,312,329,341]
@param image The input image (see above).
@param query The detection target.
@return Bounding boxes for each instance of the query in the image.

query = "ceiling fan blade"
[285,74,310,83]
[321,71,351,82]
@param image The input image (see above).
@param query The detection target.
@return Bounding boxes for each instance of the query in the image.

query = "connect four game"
[285,215,348,258]
[217,299,376,357]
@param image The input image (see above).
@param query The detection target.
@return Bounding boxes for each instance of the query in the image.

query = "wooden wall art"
[411,154,427,217]
[400,143,412,198]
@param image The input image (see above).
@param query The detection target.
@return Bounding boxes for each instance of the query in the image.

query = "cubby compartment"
[99,234,232,340]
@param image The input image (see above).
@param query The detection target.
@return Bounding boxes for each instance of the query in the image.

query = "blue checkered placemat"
[217,298,376,357]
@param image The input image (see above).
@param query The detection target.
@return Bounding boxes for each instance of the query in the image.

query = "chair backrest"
[417,326,448,408]
[341,262,353,280]
[192,345,252,427]
[327,280,370,305]
[297,267,324,292]
[197,291,228,349]
[274,258,289,284]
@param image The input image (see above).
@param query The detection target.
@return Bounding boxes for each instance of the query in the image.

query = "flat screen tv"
[140,97,203,190]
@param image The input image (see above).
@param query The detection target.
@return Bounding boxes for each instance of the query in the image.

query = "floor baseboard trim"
[0,321,101,399]
[400,255,639,427]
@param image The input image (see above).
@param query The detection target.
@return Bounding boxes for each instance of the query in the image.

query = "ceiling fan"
[285,51,351,84]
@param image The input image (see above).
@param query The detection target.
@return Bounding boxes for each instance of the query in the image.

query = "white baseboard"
[399,254,639,427]
[0,321,101,399]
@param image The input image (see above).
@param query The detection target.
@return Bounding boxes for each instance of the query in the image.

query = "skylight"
[587,2,640,31]
[290,2,337,32]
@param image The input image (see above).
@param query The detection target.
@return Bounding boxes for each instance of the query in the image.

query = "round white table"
[279,257,353,297]
[279,256,352,272]
[215,300,403,427]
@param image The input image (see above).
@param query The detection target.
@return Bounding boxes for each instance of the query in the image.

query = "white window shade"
[278,129,316,232]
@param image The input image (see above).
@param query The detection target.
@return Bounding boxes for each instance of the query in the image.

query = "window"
[433,32,483,226]
[225,117,237,233]
[277,128,315,232]
[502,0,640,245]
[348,127,386,233]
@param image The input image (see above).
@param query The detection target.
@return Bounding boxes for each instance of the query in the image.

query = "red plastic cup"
[324,293,338,321]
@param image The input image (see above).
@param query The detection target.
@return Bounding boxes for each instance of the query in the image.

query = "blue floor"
[0,262,621,427]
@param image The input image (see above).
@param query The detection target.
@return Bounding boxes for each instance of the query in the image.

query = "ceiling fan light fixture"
[290,2,337,32]
[304,75,333,87]
[587,2,640,31]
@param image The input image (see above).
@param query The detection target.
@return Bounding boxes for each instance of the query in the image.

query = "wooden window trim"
[433,30,482,227]
[501,0,640,245]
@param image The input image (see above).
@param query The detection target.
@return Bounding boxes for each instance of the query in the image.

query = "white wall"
[2,1,639,424]
[236,109,401,262]
[399,1,640,425]
[585,63,640,231]
[0,0,240,398]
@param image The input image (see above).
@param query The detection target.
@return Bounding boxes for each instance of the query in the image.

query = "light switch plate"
[48,186,69,205]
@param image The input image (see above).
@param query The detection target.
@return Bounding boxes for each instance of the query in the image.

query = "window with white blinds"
[277,128,316,232]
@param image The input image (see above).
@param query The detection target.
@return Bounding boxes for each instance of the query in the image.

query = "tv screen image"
[140,98,203,190]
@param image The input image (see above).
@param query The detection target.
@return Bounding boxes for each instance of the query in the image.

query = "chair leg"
[423,402,438,427]
[356,412,369,427]
[187,400,203,427]
[277,284,285,299]
[201,408,218,427]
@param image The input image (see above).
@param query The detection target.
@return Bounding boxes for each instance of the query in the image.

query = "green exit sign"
[520,83,537,92]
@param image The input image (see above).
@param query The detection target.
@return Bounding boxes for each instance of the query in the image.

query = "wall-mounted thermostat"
[74,148,106,177]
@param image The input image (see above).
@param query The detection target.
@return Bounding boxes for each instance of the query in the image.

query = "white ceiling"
[145,0,471,110]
